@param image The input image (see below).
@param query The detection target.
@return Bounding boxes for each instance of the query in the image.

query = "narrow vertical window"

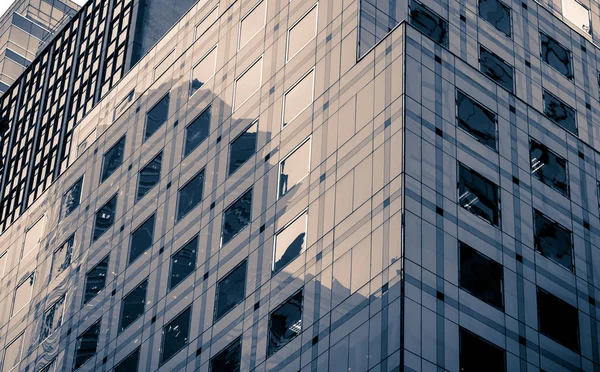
[279,138,310,198]
[12,274,34,317]
[222,189,253,246]
[459,242,503,309]
[228,120,258,175]
[533,210,573,270]
[190,46,217,96]
[92,195,117,242]
[3,333,24,372]
[272,212,307,273]
[233,57,262,111]
[22,216,45,259]
[129,214,156,265]
[119,280,148,331]
[40,295,66,342]
[176,170,205,221]
[136,152,162,201]
[456,91,497,150]
[161,307,191,364]
[460,328,506,372]
[530,139,569,196]
[195,5,219,39]
[50,236,74,281]
[214,261,247,322]
[184,106,211,157]
[268,290,303,357]
[83,256,109,304]
[210,337,242,371]
[73,320,101,370]
[282,69,314,128]
[537,288,580,351]
[238,1,266,50]
[62,177,83,218]
[287,5,318,61]
[169,236,198,290]
[145,93,170,141]
[115,348,140,372]
[100,136,125,182]
[458,164,500,226]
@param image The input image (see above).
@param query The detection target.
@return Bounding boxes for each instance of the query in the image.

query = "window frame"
[542,89,577,135]
[277,136,311,199]
[237,0,267,51]
[40,294,67,343]
[61,176,84,219]
[21,215,45,260]
[267,289,304,358]
[119,279,148,333]
[213,260,248,322]
[529,138,569,197]
[168,235,199,291]
[221,188,253,247]
[455,90,498,150]
[114,347,141,372]
[458,241,504,310]
[194,5,219,40]
[227,119,258,176]
[457,162,501,227]
[189,44,218,97]
[286,3,319,62]
[136,151,163,202]
[100,136,126,184]
[50,235,74,282]
[176,169,205,221]
[271,209,308,274]
[478,45,514,93]
[281,68,315,128]
[144,92,171,141]
[183,105,212,158]
[128,213,156,265]
[92,194,118,242]
[408,0,449,46]
[73,318,102,370]
[82,255,110,305]
[478,0,512,37]
[11,273,34,318]
[539,31,573,79]
[160,305,192,365]
[533,209,574,271]
[232,55,263,112]
[4,332,24,372]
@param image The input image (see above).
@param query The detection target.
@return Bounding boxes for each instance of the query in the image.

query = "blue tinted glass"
[129,214,156,264]
[93,195,117,241]
[177,170,205,220]
[537,289,579,351]
[540,33,572,79]
[534,210,573,270]
[459,242,503,309]
[457,91,497,150]
[410,1,448,46]
[543,90,577,135]
[161,307,191,364]
[137,152,162,201]
[268,291,303,357]
[458,164,499,226]
[115,348,140,372]
[101,137,125,182]
[169,236,198,290]
[214,261,247,321]
[222,189,253,245]
[479,47,513,92]
[460,328,506,372]
[210,337,242,372]
[184,107,211,157]
[228,122,257,175]
[120,280,148,331]
[74,320,101,369]
[145,93,170,140]
[479,0,511,36]
[530,139,568,196]
[84,256,109,304]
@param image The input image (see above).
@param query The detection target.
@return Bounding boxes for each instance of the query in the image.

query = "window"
[479,46,513,92]
[129,214,156,265]
[238,1,266,49]
[543,90,577,135]
[153,50,175,81]
[279,138,310,198]
[458,164,500,226]
[459,242,503,309]
[222,189,253,246]
[214,261,247,322]
[73,320,101,370]
[478,0,511,37]
[3,333,24,372]
[282,69,314,127]
[195,5,218,39]
[12,274,34,317]
[119,280,148,331]
[537,288,579,351]
[169,236,198,290]
[39,359,56,372]
[0,251,6,277]
[273,212,307,273]
[40,295,66,342]
[287,5,318,61]
[61,177,83,218]
[92,195,117,242]
[562,0,590,34]
[540,32,572,79]
[83,256,109,304]
[50,236,74,281]
[228,120,258,175]
[533,210,573,270]
[268,290,303,357]
[456,91,497,150]
[233,57,262,111]
[115,348,140,372]
[145,93,170,141]
[184,106,211,157]
[100,136,125,183]
[190,46,217,96]
[161,307,191,364]
[137,152,162,201]
[530,139,568,196]
[114,90,134,121]
[210,337,242,372]
[409,0,448,46]
[460,328,505,372]
[177,170,205,220]
[22,216,45,258]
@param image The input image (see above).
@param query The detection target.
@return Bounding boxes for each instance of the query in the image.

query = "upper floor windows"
[233,57,262,112]
[145,93,170,141]
[129,214,156,265]
[409,0,448,47]
[530,139,569,196]
[83,256,109,305]
[169,236,198,291]
[214,260,247,322]
[458,163,500,226]
[22,216,45,259]
[533,210,573,271]
[537,288,580,351]
[283,69,314,128]
[222,188,253,246]
[456,91,497,150]
[459,242,503,310]
[210,337,242,371]
[287,4,318,61]
[136,151,162,201]
[540,32,573,79]
[93,195,117,242]
[101,136,125,183]
[273,211,307,274]
[50,235,74,281]
[190,46,217,96]
[184,106,211,157]
[40,295,66,342]
[479,0,511,37]
[115,348,140,372]
[176,170,205,221]
[562,0,591,34]
[160,307,191,364]
[267,290,304,358]
[479,46,513,93]
[3,333,24,372]
[543,90,577,135]
[195,5,218,40]
[460,328,506,372]
[279,138,311,198]
[12,274,34,317]
[119,279,148,332]
[73,319,101,370]
[228,120,258,176]
[238,1,266,50]
[61,177,83,219]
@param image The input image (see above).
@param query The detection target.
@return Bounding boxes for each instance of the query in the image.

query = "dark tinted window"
[50,235,74,281]
[84,256,109,304]
[120,280,148,331]
[409,0,448,46]
[530,139,568,196]
[457,91,497,149]
[479,0,511,36]
[460,327,505,372]
[137,152,162,201]
[210,337,242,372]
[115,348,140,372]
[184,106,211,157]
[101,137,125,182]
[177,170,205,220]
[537,288,579,351]
[459,242,503,309]
[169,236,198,290]
[543,90,577,135]
[62,177,83,218]
[129,214,156,264]
[479,47,513,92]
[161,307,191,364]
[458,164,500,226]
[214,261,247,322]
[222,189,253,246]
[540,32,572,79]
[73,320,101,370]
[145,93,170,141]
[268,290,303,357]
[92,195,117,241]
[40,295,66,342]
[534,210,573,270]
[228,121,258,175]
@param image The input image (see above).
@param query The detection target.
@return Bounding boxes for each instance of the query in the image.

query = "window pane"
[543,90,577,134]
[458,164,500,226]
[177,170,205,220]
[129,214,156,264]
[239,1,266,49]
[120,280,148,331]
[0,251,6,277]
[479,46,513,92]
[101,137,125,182]
[460,328,505,372]
[84,256,109,304]
[195,6,218,39]
[279,139,310,198]
[233,57,262,111]
[537,288,579,351]
[210,337,242,372]
[228,121,258,175]
[3,333,23,372]
[38,359,56,372]
[478,0,511,36]
[12,274,34,317]
[22,216,44,258]
[40,296,66,342]
[115,348,140,372]
[456,91,497,150]
[459,242,503,309]
[268,290,303,357]
[74,320,101,370]
[562,0,590,34]
[184,106,211,157]
[190,46,217,96]
[50,236,74,281]
[534,210,573,270]
[214,261,247,322]
[169,236,198,290]
[145,93,170,141]
[283,70,314,127]
[530,139,568,196]
[93,195,117,241]
[287,5,317,60]
[273,213,307,273]
[222,189,253,246]
[161,307,191,364]
[137,152,162,201]
[409,0,448,46]
[540,32,572,79]
[62,177,83,218]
